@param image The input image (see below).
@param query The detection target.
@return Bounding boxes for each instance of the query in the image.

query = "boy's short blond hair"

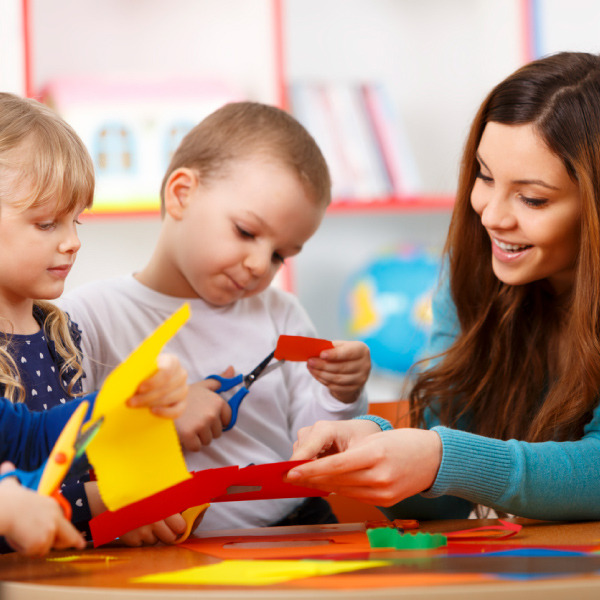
[160,102,331,215]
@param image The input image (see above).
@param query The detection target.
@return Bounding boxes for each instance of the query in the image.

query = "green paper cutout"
[367,528,447,550]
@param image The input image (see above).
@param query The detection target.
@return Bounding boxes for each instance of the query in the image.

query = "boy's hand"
[127,353,188,418]
[307,341,371,403]
[83,482,192,546]
[118,513,187,546]
[0,462,86,557]
[175,368,233,452]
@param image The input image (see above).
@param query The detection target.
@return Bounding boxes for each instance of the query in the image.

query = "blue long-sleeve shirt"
[381,273,600,522]
[0,395,93,471]
[0,308,92,528]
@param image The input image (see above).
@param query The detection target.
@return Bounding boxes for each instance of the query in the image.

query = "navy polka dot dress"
[0,307,91,538]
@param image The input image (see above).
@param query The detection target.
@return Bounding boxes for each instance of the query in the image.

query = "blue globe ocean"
[341,246,440,375]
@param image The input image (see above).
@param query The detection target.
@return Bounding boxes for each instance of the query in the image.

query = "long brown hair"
[410,52,600,442]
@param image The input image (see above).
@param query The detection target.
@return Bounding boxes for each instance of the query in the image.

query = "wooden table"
[1,518,600,599]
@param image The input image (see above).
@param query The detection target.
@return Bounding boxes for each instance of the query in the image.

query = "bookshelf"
[23,0,537,398]
[275,0,535,398]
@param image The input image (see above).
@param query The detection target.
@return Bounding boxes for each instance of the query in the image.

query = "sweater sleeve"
[387,271,600,521]
[427,417,600,520]
[0,395,94,470]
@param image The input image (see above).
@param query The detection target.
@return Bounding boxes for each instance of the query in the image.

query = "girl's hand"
[307,341,371,403]
[127,354,188,419]
[0,462,86,557]
[118,513,187,546]
[175,370,233,452]
[286,428,443,506]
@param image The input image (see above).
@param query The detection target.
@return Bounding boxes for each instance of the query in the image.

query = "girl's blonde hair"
[0,92,95,402]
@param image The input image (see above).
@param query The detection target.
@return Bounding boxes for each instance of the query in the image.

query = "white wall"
[24,0,600,397]
[0,0,27,94]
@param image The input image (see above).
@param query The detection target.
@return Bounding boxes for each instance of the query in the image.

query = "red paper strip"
[445,519,522,541]
[90,460,327,547]
[274,335,334,361]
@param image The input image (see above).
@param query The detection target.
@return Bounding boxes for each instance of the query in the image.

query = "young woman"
[286,51,600,522]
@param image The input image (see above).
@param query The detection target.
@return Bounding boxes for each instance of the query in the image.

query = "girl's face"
[470,122,581,294]
[161,157,326,305]
[0,185,83,310]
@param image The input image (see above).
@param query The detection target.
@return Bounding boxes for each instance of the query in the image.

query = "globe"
[341,245,440,375]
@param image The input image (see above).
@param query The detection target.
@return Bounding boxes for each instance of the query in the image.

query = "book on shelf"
[288,82,421,203]
[361,83,421,196]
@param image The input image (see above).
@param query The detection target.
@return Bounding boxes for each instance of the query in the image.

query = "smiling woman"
[286,51,600,524]
[471,121,581,294]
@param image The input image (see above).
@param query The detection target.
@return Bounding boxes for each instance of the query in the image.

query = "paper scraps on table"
[445,520,522,540]
[367,529,447,550]
[47,555,122,563]
[90,460,327,547]
[131,559,391,586]
[180,527,375,560]
[86,303,192,512]
[274,335,334,361]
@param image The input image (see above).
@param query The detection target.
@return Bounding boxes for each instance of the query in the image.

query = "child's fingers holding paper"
[128,354,188,418]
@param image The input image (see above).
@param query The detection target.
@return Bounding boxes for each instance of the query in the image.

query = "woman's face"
[470,122,581,294]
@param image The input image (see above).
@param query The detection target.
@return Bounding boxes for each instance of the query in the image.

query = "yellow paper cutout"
[132,559,391,586]
[174,503,211,544]
[47,555,121,563]
[87,303,192,511]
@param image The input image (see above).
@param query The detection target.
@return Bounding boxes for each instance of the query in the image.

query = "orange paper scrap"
[86,303,192,511]
[274,335,334,361]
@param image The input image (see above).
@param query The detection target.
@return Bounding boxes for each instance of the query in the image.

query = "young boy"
[60,102,370,532]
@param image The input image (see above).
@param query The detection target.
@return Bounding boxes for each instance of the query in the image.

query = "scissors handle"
[205,373,249,432]
[205,373,243,393]
[0,464,45,490]
[52,489,72,520]
[0,465,71,519]
[222,387,249,431]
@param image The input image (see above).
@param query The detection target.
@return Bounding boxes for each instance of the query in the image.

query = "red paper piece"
[274,335,334,361]
[445,519,522,541]
[90,460,327,547]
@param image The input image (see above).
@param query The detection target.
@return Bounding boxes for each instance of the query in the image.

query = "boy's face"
[165,157,326,305]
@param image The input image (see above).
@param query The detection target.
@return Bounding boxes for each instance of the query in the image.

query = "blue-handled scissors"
[206,350,284,431]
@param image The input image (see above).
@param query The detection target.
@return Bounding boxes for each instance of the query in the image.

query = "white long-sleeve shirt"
[60,275,367,530]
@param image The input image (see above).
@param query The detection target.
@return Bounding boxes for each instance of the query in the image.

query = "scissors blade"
[74,416,104,460]
[243,350,284,388]
[257,360,284,380]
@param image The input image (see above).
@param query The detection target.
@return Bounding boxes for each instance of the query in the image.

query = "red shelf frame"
[21,1,530,220]
[327,195,454,214]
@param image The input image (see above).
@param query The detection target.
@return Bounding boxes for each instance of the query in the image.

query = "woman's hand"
[287,427,443,506]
